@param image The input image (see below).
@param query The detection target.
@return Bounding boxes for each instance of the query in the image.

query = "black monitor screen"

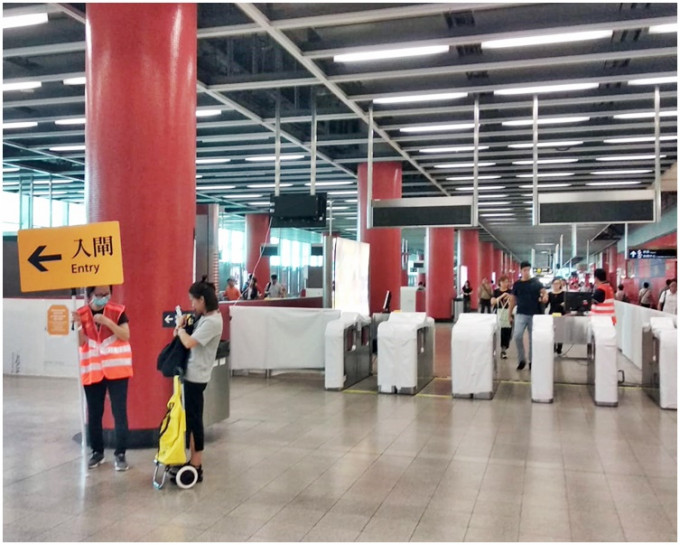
[261,244,279,257]
[310,244,324,256]
[565,291,592,313]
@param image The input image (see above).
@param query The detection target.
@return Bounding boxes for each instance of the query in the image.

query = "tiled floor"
[3,332,677,542]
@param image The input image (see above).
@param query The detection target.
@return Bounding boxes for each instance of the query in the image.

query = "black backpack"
[157,317,195,377]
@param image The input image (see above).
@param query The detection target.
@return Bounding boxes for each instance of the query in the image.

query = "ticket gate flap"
[387,312,429,326]
[649,316,676,335]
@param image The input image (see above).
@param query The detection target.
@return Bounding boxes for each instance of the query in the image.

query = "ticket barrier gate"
[587,317,618,407]
[641,317,677,410]
[325,313,372,391]
[451,314,499,400]
[377,312,435,395]
[531,315,554,403]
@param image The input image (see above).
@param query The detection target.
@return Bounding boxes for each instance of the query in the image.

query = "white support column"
[274,93,281,197]
[48,175,53,227]
[654,86,661,222]
[310,88,317,196]
[473,97,480,227]
[532,94,539,226]
[367,104,374,230]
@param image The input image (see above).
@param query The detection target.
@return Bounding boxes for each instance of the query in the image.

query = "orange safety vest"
[590,283,616,325]
[77,302,133,386]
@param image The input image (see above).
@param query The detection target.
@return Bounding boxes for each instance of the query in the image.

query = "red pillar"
[426,228,454,320]
[460,229,481,310]
[494,248,504,282]
[606,246,618,286]
[480,242,494,284]
[358,162,402,313]
[86,4,196,442]
[245,214,271,284]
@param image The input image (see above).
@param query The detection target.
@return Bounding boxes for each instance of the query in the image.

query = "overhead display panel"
[370,196,473,228]
[538,190,655,225]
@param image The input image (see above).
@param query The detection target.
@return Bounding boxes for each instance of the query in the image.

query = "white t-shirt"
[266,281,285,298]
[185,312,223,383]
[662,291,677,315]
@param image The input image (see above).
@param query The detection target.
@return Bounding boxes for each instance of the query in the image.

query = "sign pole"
[71,288,88,458]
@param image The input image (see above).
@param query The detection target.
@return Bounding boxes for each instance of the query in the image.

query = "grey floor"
[3,346,677,542]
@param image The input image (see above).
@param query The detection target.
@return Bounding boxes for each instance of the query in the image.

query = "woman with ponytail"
[174,275,223,482]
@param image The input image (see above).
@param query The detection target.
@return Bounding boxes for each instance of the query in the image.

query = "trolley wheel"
[175,464,199,489]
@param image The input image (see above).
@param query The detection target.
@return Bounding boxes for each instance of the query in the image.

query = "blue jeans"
[513,314,533,363]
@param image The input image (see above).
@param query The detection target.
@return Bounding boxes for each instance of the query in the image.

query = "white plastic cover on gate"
[531,315,554,403]
[230,306,341,370]
[377,312,433,393]
[590,317,618,405]
[451,314,497,396]
[650,317,677,409]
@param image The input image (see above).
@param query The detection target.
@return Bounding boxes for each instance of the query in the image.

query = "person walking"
[478,277,493,314]
[73,285,133,471]
[658,279,672,309]
[462,280,473,313]
[547,278,567,355]
[508,261,548,370]
[660,279,677,314]
[242,276,261,300]
[491,275,513,359]
[223,277,241,301]
[615,284,629,303]
[639,282,654,308]
[264,274,286,298]
[174,276,223,483]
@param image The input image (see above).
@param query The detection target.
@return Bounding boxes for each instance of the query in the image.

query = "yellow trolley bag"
[153,375,199,489]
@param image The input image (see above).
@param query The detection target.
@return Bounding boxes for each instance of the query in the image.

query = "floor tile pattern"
[3,329,676,542]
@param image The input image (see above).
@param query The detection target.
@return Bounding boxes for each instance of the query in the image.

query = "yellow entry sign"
[17,221,124,292]
[47,305,70,336]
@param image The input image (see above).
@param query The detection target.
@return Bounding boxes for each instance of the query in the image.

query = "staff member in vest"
[508,261,548,371]
[175,276,223,483]
[591,268,616,324]
[73,285,132,471]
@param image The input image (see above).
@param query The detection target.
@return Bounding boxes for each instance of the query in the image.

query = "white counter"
[230,306,341,370]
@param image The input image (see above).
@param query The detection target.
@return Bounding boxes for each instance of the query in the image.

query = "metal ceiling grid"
[2,2,677,259]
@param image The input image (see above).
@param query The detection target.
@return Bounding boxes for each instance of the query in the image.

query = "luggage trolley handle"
[175,368,188,411]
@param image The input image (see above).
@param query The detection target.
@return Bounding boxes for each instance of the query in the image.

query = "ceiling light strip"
[304,15,678,58]
[329,48,676,85]
[350,72,676,102]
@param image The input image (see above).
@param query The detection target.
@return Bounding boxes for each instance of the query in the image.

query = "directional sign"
[17,221,123,292]
[162,312,177,328]
[162,311,190,328]
[629,248,677,260]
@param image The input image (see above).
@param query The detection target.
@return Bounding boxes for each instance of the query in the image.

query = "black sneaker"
[196,465,203,483]
[114,453,129,471]
[501,351,508,359]
[517,360,526,370]
[88,451,104,469]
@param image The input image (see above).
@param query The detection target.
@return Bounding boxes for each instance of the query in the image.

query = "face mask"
[93,295,110,307]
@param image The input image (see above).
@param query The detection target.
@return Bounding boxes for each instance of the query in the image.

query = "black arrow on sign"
[28,245,62,272]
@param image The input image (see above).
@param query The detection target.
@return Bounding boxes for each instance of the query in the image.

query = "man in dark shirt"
[509,261,548,370]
